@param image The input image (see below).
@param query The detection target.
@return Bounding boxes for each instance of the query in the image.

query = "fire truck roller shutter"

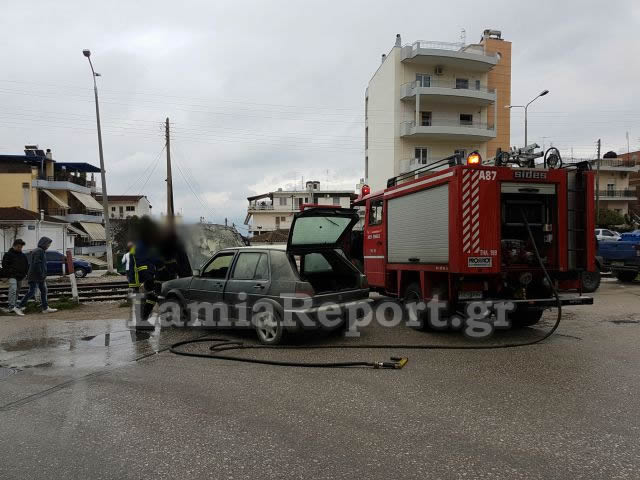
[387,184,449,263]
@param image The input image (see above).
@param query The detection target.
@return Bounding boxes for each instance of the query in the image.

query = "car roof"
[220,245,287,252]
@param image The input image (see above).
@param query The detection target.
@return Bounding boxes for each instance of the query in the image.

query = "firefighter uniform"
[127,242,157,329]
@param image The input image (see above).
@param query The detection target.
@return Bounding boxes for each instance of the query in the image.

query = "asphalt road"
[1,279,639,479]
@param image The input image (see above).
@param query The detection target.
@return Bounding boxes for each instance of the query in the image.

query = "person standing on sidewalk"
[17,236,57,314]
[1,239,29,315]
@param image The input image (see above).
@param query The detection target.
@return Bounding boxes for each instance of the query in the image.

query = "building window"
[416,74,431,87]
[475,80,481,90]
[365,157,368,179]
[365,127,368,149]
[460,114,473,126]
[111,206,116,211]
[421,111,432,126]
[279,197,287,206]
[126,206,135,212]
[607,184,615,194]
[333,197,340,205]
[415,148,429,165]
[280,216,286,222]
[456,78,469,89]
[455,149,467,159]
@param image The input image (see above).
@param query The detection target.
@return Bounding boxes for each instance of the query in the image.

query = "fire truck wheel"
[581,268,601,293]
[615,270,638,283]
[403,282,436,330]
[510,308,543,328]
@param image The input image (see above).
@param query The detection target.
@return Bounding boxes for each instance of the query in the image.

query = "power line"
[121,145,166,195]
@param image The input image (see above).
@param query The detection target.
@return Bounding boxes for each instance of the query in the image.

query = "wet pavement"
[0,280,639,479]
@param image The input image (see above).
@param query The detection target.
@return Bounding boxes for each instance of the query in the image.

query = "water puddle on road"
[0,326,204,372]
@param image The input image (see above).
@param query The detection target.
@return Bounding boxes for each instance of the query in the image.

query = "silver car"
[161,208,372,344]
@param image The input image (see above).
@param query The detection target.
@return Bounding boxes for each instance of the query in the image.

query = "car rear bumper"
[458,295,593,312]
[284,298,374,331]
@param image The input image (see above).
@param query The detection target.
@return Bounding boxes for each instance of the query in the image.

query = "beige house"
[0,147,106,253]
[365,29,511,190]
[594,153,639,216]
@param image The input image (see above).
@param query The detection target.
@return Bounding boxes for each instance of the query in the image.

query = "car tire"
[74,267,87,278]
[615,270,638,283]
[253,309,284,345]
[510,308,543,327]
[581,268,601,293]
[161,294,190,327]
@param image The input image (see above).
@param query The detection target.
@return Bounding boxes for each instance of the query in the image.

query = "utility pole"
[165,118,175,227]
[596,139,601,225]
[83,49,114,273]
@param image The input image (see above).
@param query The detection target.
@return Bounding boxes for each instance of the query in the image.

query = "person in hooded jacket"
[2,238,29,315]
[17,236,58,313]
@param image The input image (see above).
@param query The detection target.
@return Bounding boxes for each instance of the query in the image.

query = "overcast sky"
[1,0,638,230]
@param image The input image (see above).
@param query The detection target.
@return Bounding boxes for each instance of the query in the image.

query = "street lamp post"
[506,89,549,149]
[83,49,114,273]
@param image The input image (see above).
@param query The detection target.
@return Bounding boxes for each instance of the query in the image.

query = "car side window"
[368,199,383,226]
[254,254,269,280]
[202,253,235,279]
[46,251,62,261]
[231,252,263,280]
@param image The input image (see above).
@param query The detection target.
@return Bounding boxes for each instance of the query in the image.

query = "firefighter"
[127,220,159,330]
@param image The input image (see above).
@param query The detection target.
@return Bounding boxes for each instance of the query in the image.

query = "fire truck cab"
[353,151,595,326]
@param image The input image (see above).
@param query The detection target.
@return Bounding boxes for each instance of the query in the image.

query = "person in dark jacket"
[2,238,29,315]
[128,239,157,329]
[17,236,58,314]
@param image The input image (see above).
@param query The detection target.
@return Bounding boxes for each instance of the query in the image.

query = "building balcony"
[591,159,640,172]
[401,41,498,71]
[597,190,637,201]
[247,203,298,213]
[400,80,496,105]
[33,176,95,195]
[46,208,104,224]
[400,120,496,141]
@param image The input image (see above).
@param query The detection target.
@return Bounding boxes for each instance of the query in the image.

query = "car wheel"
[253,309,284,345]
[74,267,87,278]
[615,270,638,283]
[510,308,543,327]
[581,268,601,293]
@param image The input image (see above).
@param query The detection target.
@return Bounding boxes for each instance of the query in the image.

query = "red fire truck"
[352,150,595,326]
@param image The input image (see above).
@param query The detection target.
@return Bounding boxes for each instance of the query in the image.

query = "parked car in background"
[598,230,640,283]
[161,208,372,344]
[595,229,621,242]
[24,250,93,278]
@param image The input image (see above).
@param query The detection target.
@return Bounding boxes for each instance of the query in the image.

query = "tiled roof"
[0,207,68,224]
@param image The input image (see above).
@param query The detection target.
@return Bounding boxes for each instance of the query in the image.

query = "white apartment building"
[245,181,356,237]
[95,195,152,219]
[365,30,512,191]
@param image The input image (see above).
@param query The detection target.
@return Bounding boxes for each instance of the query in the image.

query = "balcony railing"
[597,190,637,198]
[45,208,103,217]
[38,174,96,189]
[401,80,495,94]
[408,40,465,52]
[401,120,495,130]
[248,204,275,211]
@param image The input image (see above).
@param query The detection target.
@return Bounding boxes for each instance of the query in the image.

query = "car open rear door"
[287,207,360,254]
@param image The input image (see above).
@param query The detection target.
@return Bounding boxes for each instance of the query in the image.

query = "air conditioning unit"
[434,65,444,75]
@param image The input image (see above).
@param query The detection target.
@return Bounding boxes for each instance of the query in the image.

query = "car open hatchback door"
[287,207,360,254]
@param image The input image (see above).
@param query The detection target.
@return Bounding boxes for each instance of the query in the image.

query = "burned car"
[160,208,372,344]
